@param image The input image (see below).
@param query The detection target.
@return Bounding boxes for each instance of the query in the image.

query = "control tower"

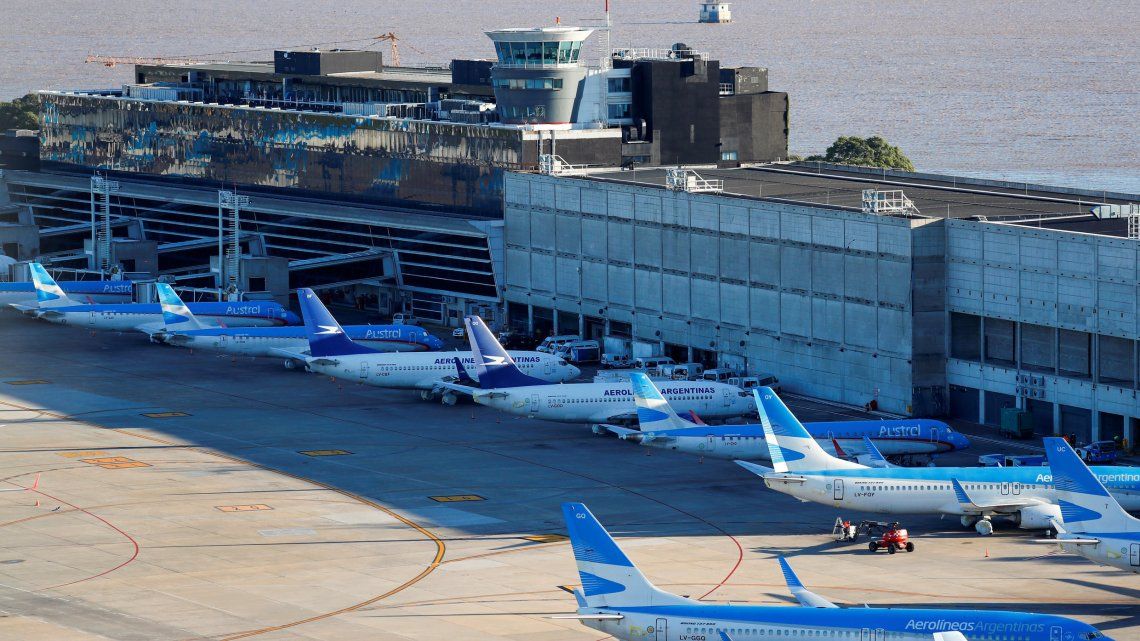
[486,27,594,125]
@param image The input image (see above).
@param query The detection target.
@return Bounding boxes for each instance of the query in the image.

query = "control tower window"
[526,42,542,63]
[543,42,558,64]
[558,41,574,64]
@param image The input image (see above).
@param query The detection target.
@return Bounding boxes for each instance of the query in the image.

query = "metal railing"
[861,189,920,216]
[538,154,590,176]
[612,47,708,62]
[665,168,723,194]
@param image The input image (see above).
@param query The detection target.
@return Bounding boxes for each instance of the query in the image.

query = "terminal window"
[607,77,631,93]
[983,318,1015,367]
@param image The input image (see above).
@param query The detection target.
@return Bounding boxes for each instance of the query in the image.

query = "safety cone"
[34,499,39,508]
[984,548,989,558]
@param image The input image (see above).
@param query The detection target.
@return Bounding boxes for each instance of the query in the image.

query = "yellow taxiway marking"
[216,504,273,513]
[4,379,49,385]
[58,450,109,459]
[429,494,485,503]
[522,534,568,543]
[141,411,190,418]
[80,456,151,469]
[298,449,352,457]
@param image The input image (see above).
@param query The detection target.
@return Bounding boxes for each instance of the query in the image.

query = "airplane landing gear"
[960,515,979,529]
[420,389,438,402]
[440,391,458,406]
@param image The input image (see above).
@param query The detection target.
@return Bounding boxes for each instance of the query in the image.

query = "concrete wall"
[945,219,1140,440]
[503,172,920,413]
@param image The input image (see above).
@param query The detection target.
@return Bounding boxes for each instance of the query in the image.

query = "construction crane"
[373,32,400,67]
[85,55,207,68]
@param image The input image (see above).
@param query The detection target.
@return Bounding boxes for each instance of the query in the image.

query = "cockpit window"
[558,359,568,366]
[1082,632,1104,640]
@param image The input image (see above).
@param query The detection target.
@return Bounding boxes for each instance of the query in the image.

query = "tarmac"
[0,313,1135,640]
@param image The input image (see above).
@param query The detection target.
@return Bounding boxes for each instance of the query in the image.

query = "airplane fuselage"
[1058,532,1140,574]
[634,420,965,460]
[306,351,576,390]
[37,302,294,331]
[763,466,1140,526]
[163,325,436,357]
[0,281,134,306]
[476,382,754,424]
[582,603,1100,641]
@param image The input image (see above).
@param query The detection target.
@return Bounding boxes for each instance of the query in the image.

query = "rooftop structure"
[486,26,595,125]
[699,2,732,23]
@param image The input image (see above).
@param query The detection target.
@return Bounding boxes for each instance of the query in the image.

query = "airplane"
[602,373,969,462]
[557,501,1110,641]
[151,284,442,362]
[458,316,755,424]
[735,388,1140,535]
[12,263,299,331]
[290,289,578,403]
[0,278,133,306]
[1040,436,1140,573]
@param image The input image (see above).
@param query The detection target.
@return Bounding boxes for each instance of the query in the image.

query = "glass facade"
[493,78,564,90]
[493,40,583,66]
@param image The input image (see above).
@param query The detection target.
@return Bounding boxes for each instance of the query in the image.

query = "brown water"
[3,0,1137,192]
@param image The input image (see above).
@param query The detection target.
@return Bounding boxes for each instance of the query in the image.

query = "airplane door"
[528,394,539,413]
[860,629,870,641]
[359,362,370,379]
[1131,544,1140,567]
[1012,482,1021,495]
[705,435,716,452]
[834,479,844,501]
[722,390,731,407]
[544,359,554,376]
[1050,626,1062,641]
[88,311,97,326]
[654,618,667,641]
[930,426,939,443]
[1001,482,1010,496]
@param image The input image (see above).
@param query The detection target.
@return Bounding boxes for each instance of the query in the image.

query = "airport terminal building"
[1,26,1139,444]
[501,164,1140,443]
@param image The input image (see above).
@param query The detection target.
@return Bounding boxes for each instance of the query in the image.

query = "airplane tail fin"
[754,388,862,472]
[453,357,474,385]
[155,284,206,330]
[629,373,690,431]
[464,316,549,388]
[29,263,73,308]
[297,289,376,357]
[1044,437,1138,533]
[561,503,690,609]
[860,436,892,468]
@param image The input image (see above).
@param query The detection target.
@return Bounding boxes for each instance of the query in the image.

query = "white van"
[633,356,675,376]
[702,368,741,383]
[537,334,582,354]
[554,339,601,363]
[661,362,705,380]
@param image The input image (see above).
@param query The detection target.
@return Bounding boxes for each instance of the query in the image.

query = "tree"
[806,135,915,172]
[0,93,40,131]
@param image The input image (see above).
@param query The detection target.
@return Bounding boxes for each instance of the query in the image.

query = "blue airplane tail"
[464,315,550,388]
[561,503,689,609]
[297,289,377,357]
[1044,437,1136,532]
[155,283,206,330]
[755,388,861,472]
[28,263,72,308]
[630,372,690,430]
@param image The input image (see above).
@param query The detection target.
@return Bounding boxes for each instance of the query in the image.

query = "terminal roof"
[587,163,1138,237]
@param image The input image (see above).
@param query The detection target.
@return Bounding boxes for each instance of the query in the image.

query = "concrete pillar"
[527,304,534,334]
[1091,409,1101,442]
[977,388,986,425]
[552,311,558,335]
[1053,404,1062,436]
[578,314,585,339]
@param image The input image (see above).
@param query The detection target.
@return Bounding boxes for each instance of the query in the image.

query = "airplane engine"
[1013,503,1062,530]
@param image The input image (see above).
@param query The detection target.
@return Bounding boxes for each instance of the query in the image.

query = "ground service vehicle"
[867,522,914,554]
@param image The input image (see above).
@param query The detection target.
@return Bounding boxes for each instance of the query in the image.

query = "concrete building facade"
[501,165,1140,444]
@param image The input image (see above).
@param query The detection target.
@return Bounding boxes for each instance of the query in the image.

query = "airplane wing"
[950,478,1042,513]
[934,633,968,641]
[8,302,40,315]
[269,348,312,361]
[778,557,838,608]
[434,381,481,396]
[600,424,640,439]
[734,460,778,477]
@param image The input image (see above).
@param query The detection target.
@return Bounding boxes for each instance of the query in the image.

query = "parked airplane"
[0,278,132,306]
[1041,436,1140,573]
[603,373,969,462]
[152,284,442,360]
[12,263,298,331]
[291,289,577,402]
[557,502,1110,641]
[736,388,1140,535]
[459,316,754,424]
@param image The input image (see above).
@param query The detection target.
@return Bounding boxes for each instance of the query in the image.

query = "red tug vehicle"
[867,521,914,554]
